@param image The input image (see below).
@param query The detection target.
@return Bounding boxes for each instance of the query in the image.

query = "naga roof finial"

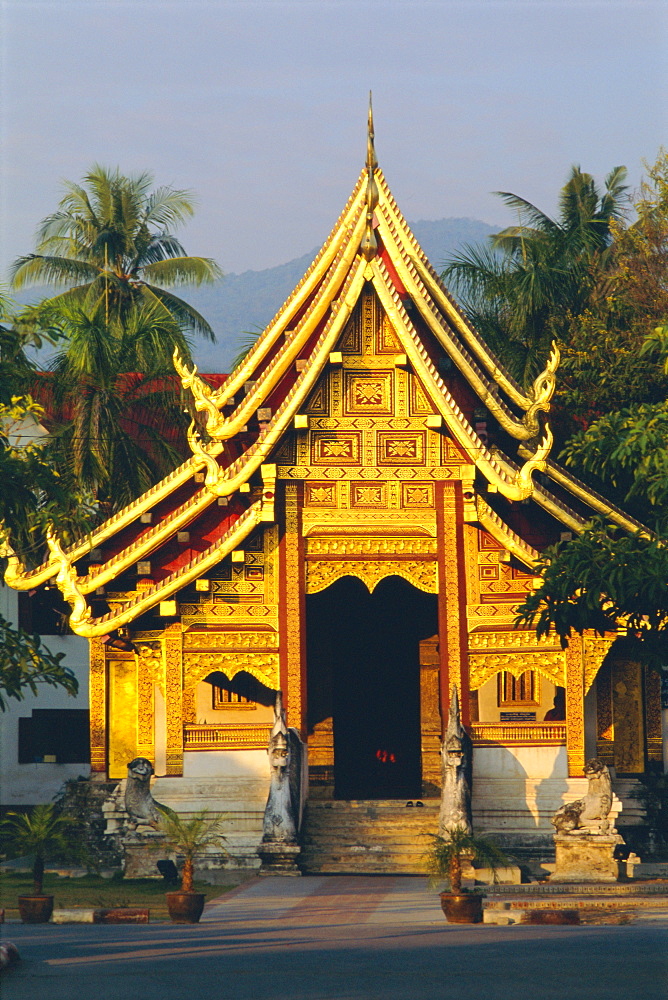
[360,91,379,262]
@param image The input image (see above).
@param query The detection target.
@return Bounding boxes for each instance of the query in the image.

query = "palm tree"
[443,166,628,385]
[39,300,192,508]
[11,165,222,341]
[158,809,226,892]
[1,805,74,895]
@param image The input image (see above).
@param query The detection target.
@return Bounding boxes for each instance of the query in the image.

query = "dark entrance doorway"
[306,575,438,800]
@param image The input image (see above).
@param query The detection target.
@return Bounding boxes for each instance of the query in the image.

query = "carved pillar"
[645,665,663,765]
[565,637,585,777]
[436,481,469,729]
[612,657,645,773]
[279,482,306,734]
[135,646,156,763]
[89,638,107,773]
[164,622,184,776]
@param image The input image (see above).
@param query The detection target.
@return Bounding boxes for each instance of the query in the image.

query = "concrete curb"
[52,908,150,924]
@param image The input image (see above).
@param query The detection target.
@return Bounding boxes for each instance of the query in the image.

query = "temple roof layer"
[4,113,648,634]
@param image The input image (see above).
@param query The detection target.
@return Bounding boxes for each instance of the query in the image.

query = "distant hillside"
[16,217,495,373]
[186,217,495,372]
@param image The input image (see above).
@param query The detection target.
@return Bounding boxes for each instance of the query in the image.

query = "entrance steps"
[300,798,439,874]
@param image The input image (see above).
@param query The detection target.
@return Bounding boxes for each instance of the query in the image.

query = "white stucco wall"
[0,585,90,806]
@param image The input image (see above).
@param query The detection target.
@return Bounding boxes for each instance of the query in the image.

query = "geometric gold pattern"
[305,558,437,595]
[468,650,566,691]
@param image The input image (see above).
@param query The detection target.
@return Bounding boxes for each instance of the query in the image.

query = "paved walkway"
[3,876,668,1000]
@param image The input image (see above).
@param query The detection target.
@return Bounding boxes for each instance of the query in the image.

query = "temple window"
[497,671,539,707]
[212,686,257,710]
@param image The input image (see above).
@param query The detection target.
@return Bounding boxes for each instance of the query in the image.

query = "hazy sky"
[1,0,666,279]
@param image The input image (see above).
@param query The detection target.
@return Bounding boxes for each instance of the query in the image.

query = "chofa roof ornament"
[360,93,379,262]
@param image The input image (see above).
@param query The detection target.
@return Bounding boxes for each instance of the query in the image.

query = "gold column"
[280,482,305,733]
[436,481,467,727]
[565,637,585,776]
[89,638,107,773]
[136,649,156,763]
[164,622,184,775]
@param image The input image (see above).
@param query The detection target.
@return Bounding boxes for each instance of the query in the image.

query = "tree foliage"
[38,300,192,508]
[442,165,628,385]
[11,165,222,341]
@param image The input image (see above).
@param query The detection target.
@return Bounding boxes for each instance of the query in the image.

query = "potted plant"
[158,809,225,923]
[425,827,507,924]
[1,804,74,923]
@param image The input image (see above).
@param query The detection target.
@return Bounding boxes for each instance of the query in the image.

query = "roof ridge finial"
[367,91,377,173]
[360,91,379,262]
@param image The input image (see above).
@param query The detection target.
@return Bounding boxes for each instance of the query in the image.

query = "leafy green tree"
[443,165,628,385]
[518,326,668,666]
[11,165,222,341]
[0,621,78,712]
[39,300,192,508]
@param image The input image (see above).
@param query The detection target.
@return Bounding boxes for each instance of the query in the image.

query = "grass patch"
[0,871,232,920]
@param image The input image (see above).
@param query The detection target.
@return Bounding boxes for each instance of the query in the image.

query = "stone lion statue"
[551,758,613,835]
[124,757,164,829]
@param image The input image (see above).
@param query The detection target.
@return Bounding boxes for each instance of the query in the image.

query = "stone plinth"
[550,834,624,883]
[257,842,302,875]
[122,829,172,878]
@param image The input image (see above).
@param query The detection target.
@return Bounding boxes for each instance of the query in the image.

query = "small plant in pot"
[425,826,507,924]
[158,809,225,924]
[1,804,74,923]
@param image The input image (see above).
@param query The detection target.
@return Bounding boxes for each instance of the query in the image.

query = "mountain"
[186,217,495,372]
[15,217,496,373]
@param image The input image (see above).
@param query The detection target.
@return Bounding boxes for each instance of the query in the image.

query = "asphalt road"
[2,876,667,1000]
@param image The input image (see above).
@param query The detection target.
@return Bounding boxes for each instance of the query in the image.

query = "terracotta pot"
[18,895,54,924]
[166,891,206,924]
[439,892,483,924]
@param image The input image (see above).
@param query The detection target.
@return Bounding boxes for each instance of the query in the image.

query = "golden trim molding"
[305,559,437,595]
[468,650,566,691]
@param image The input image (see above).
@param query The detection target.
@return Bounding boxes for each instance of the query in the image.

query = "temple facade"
[6,113,662,866]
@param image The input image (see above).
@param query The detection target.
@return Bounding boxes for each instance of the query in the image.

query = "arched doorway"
[306,576,438,799]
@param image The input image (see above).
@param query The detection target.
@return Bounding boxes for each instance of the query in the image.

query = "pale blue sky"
[1,0,666,278]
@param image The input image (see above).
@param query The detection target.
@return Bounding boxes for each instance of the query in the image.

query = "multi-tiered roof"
[3,104,643,633]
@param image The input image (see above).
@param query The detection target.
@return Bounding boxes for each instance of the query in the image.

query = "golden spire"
[360,92,379,262]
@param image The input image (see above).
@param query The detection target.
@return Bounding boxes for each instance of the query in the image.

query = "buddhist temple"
[6,105,662,870]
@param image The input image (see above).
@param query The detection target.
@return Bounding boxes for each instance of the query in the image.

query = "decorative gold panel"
[377,312,401,353]
[184,724,273,750]
[612,658,645,773]
[402,483,434,508]
[469,631,561,651]
[565,639,585,777]
[409,376,433,416]
[305,559,437,595]
[468,650,566,691]
[312,432,361,465]
[305,483,337,507]
[344,371,393,415]
[583,633,616,693]
[645,666,663,764]
[164,622,184,776]
[471,723,566,745]
[377,431,425,465]
[350,483,387,507]
[108,655,137,780]
[306,536,437,557]
[89,638,107,773]
[183,631,278,650]
[305,376,329,416]
[183,651,279,690]
[283,482,304,730]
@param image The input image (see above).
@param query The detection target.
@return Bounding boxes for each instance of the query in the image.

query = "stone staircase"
[300,798,439,874]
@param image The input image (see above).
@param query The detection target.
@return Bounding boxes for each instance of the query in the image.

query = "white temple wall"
[0,585,90,806]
